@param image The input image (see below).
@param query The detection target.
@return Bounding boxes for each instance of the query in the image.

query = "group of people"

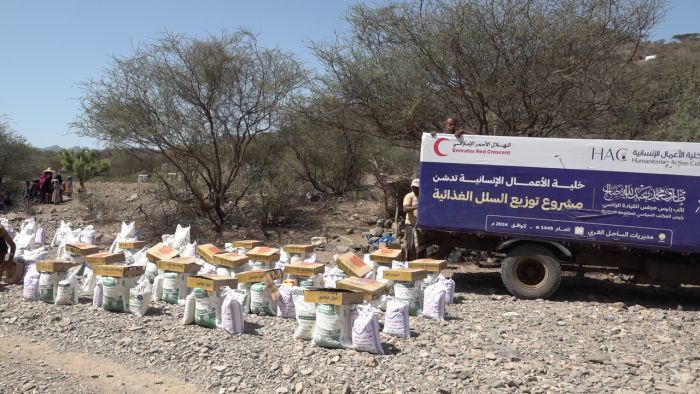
[404,117,475,259]
[25,168,73,204]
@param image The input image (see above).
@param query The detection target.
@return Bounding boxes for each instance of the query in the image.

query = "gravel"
[1,272,699,393]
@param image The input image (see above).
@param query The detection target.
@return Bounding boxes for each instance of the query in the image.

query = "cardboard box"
[232,240,263,249]
[304,288,365,305]
[65,243,99,256]
[86,252,126,266]
[187,274,238,292]
[283,244,315,255]
[336,277,389,301]
[246,247,280,264]
[407,258,448,272]
[94,264,145,278]
[212,253,249,269]
[369,248,404,265]
[3,261,24,284]
[382,268,429,282]
[283,262,325,277]
[157,257,200,273]
[196,243,223,263]
[36,260,79,273]
[118,240,147,249]
[335,252,373,278]
[235,268,282,283]
[146,243,179,263]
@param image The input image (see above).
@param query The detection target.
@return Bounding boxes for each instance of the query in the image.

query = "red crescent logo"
[433,137,448,157]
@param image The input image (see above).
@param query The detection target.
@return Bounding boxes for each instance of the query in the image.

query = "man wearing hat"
[403,178,420,260]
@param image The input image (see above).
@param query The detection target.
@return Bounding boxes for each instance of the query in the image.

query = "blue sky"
[0,0,697,149]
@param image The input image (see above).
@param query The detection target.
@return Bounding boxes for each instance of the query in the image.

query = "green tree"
[0,118,34,181]
[59,148,111,190]
[73,31,305,232]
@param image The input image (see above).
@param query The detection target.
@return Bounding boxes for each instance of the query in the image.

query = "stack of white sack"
[128,277,154,317]
[78,225,96,245]
[13,218,37,256]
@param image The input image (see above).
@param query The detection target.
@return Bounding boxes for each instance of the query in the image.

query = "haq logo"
[433,138,449,157]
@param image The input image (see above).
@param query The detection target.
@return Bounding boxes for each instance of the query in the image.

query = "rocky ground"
[1,273,699,393]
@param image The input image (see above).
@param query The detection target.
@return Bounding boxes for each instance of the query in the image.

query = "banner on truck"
[418,133,700,253]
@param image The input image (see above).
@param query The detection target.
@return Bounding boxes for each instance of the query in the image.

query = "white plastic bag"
[182,293,195,325]
[383,298,410,338]
[80,266,97,296]
[34,227,45,246]
[352,303,384,354]
[437,274,455,304]
[109,221,136,253]
[220,287,245,334]
[232,287,249,314]
[313,304,353,348]
[153,274,164,301]
[92,280,103,308]
[79,225,96,245]
[293,291,316,340]
[423,281,447,321]
[276,285,295,318]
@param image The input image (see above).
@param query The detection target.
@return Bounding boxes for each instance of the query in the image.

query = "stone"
[300,368,313,376]
[335,245,350,253]
[294,382,304,394]
[282,367,294,378]
[346,228,354,235]
[364,357,378,367]
[276,387,289,394]
[586,352,610,364]
[127,193,138,202]
[311,237,327,246]
[369,227,383,237]
[213,365,227,372]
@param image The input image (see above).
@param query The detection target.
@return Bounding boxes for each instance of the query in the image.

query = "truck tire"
[501,246,561,299]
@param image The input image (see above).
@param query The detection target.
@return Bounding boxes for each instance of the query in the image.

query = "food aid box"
[66,243,99,256]
[157,257,200,273]
[236,268,282,283]
[407,258,448,272]
[187,274,238,292]
[336,251,373,278]
[233,240,264,249]
[283,262,324,277]
[369,248,404,266]
[196,243,223,263]
[246,247,280,264]
[86,252,126,267]
[304,288,365,305]
[382,268,429,282]
[36,260,79,272]
[3,261,24,284]
[336,277,390,301]
[212,253,249,269]
[146,243,179,263]
[283,244,315,256]
[118,240,147,250]
[94,264,145,278]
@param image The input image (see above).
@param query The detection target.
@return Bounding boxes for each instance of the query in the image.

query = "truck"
[417,133,700,299]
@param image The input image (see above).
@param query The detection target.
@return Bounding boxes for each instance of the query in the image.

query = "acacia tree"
[311,0,664,142]
[0,118,33,181]
[59,149,111,190]
[73,31,306,232]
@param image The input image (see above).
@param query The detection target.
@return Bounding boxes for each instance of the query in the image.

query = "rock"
[376,219,384,227]
[294,382,304,393]
[364,357,378,367]
[6,213,20,221]
[126,193,138,202]
[282,366,294,378]
[276,387,289,394]
[350,214,359,221]
[335,245,350,253]
[212,365,227,372]
[502,312,520,317]
[300,368,313,376]
[384,219,393,228]
[349,244,362,251]
[341,383,352,394]
[22,383,35,391]
[369,227,383,237]
[346,228,354,235]
[311,237,327,247]
[586,352,610,364]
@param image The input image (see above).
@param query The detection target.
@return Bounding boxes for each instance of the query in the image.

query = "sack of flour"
[79,265,97,296]
[236,283,251,314]
[39,272,61,303]
[152,274,164,301]
[276,285,295,318]
[250,282,275,316]
[23,267,40,301]
[193,288,221,329]
[292,291,316,340]
[55,267,80,305]
[313,304,353,348]
[383,297,410,338]
[128,279,153,317]
[162,272,189,304]
[437,274,455,304]
[220,287,245,335]
[102,276,137,313]
[394,280,421,316]
[423,281,447,321]
[182,293,195,325]
[352,303,384,354]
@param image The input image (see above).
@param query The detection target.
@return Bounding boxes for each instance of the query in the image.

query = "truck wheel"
[501,247,561,299]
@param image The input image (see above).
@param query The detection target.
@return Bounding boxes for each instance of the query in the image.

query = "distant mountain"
[41,145,85,152]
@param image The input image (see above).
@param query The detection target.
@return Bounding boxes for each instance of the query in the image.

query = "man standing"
[403,178,420,261]
[430,117,476,138]
[0,225,16,284]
